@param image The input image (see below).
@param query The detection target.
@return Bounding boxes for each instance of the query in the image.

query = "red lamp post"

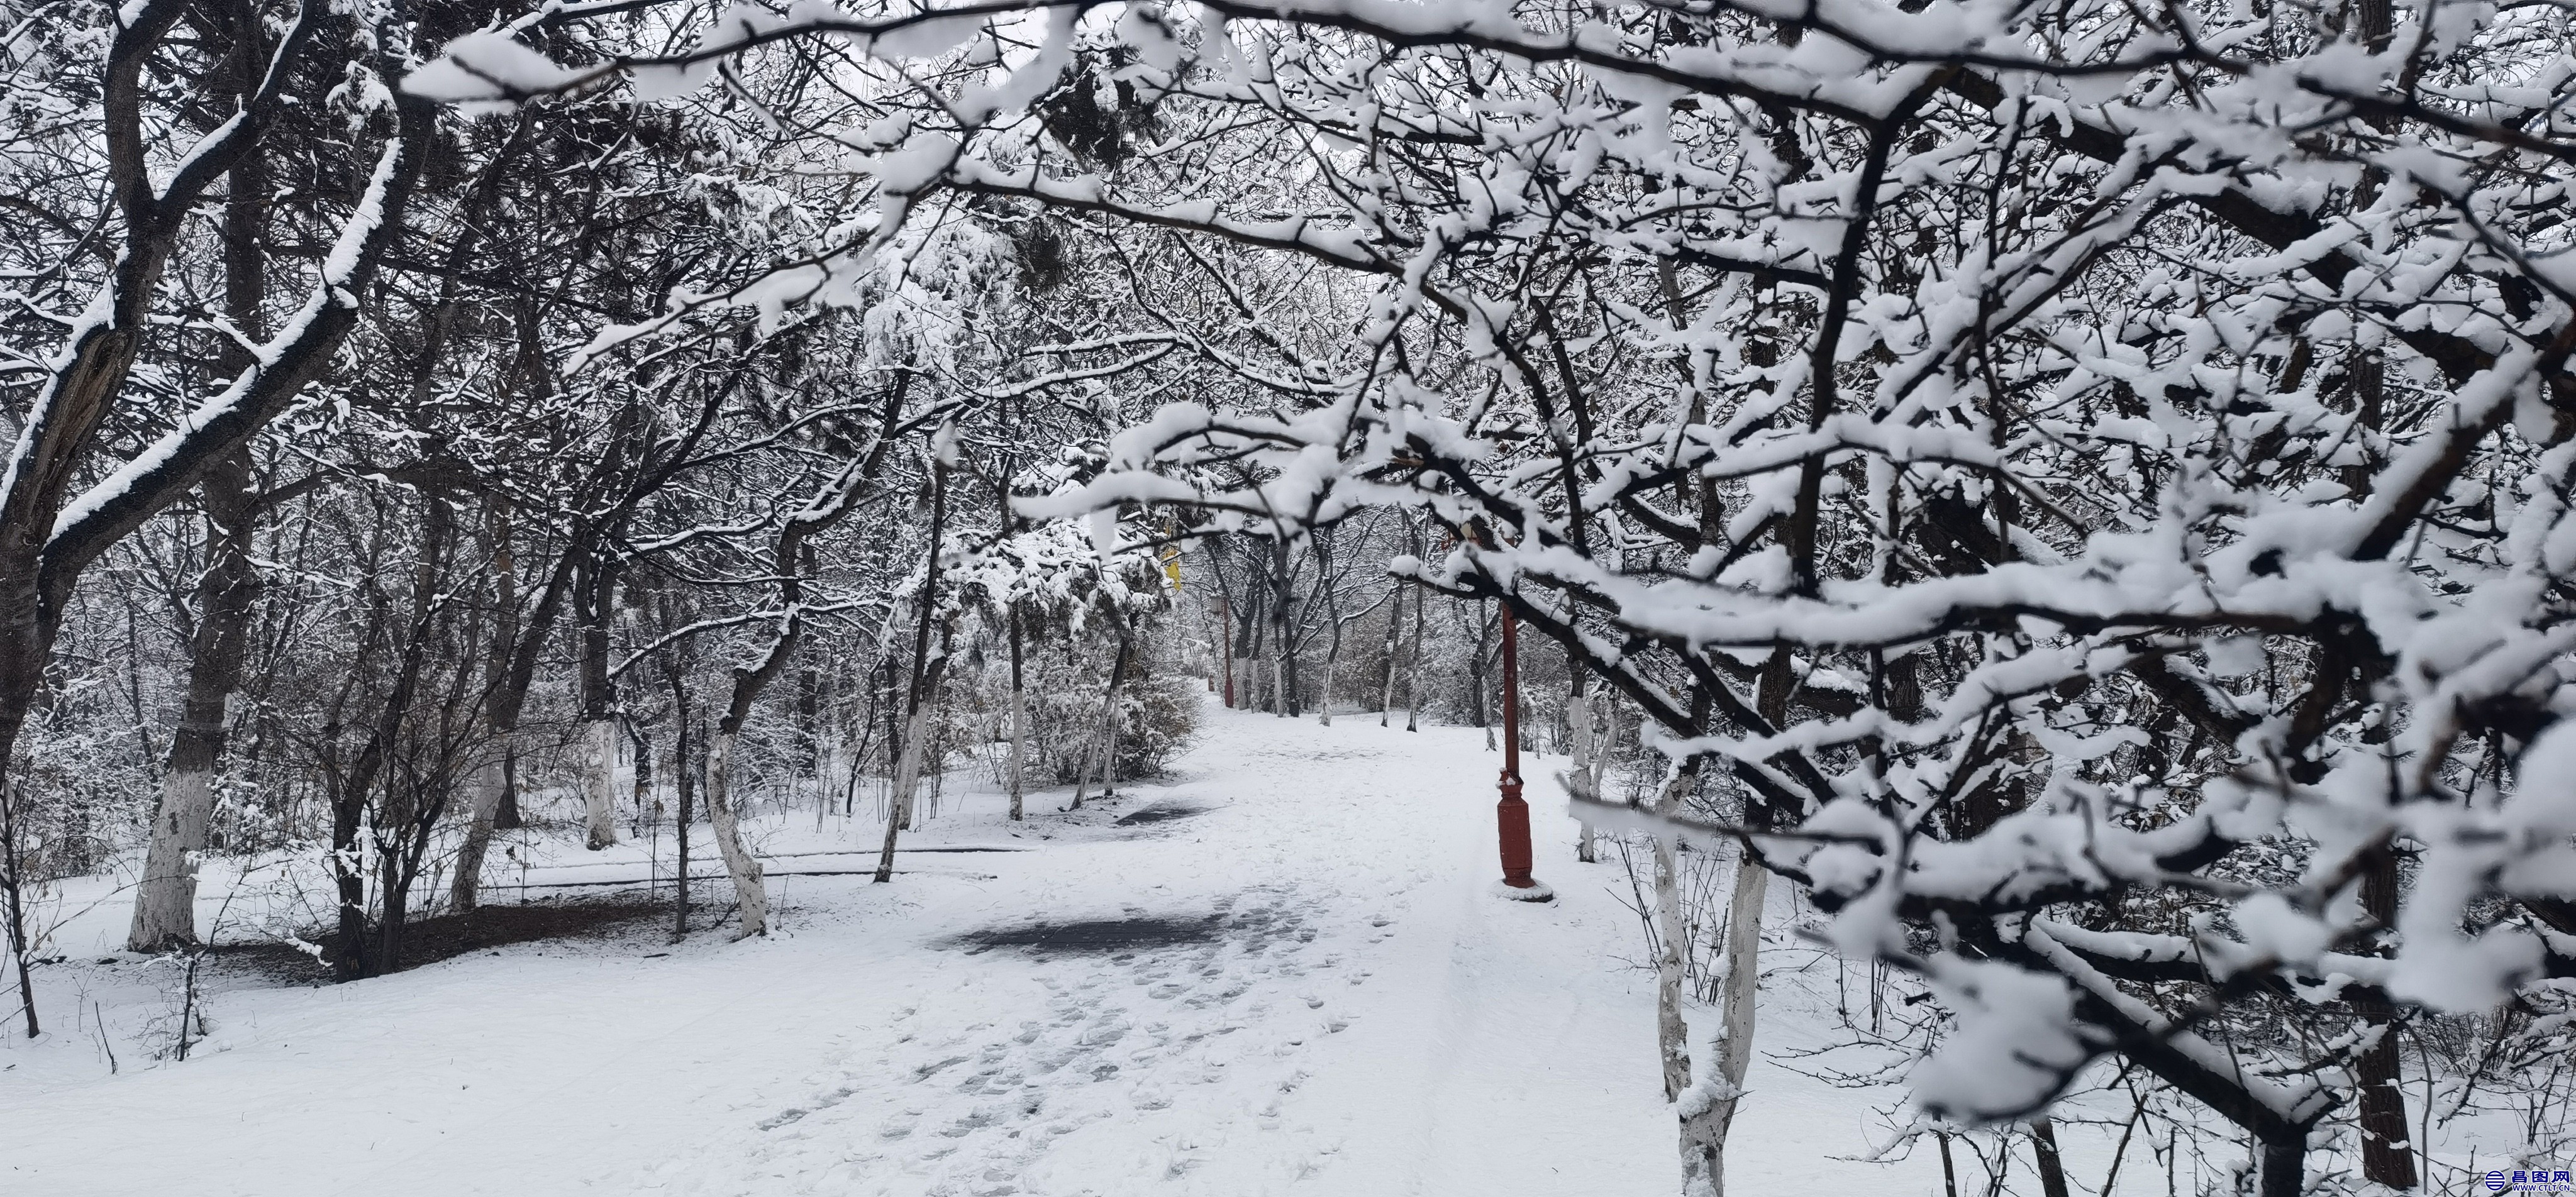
[1496,604,1545,896]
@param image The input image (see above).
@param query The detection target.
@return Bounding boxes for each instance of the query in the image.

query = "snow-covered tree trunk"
[699,727,767,937]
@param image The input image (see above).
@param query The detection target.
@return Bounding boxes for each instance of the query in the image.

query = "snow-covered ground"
[0,700,2531,1195]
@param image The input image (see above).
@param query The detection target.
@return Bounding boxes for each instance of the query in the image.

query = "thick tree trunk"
[448,750,509,912]
[129,452,257,951]
[130,83,270,952]
[2257,1131,2305,1197]
[2355,845,2418,1188]
[579,717,621,850]
[573,541,620,850]
[494,747,523,829]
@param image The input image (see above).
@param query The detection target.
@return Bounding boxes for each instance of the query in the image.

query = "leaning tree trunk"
[448,752,511,911]
[1099,629,1130,797]
[128,450,258,951]
[699,724,769,937]
[875,452,948,880]
[874,653,944,876]
[2029,1119,2073,1197]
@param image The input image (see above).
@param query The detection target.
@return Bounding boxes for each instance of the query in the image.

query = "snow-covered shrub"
[1109,672,1197,780]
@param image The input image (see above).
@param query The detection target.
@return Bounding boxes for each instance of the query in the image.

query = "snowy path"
[0,705,1698,1196]
[8,700,2540,1196]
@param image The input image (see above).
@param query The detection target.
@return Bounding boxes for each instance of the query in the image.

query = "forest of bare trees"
[5,0,2574,1193]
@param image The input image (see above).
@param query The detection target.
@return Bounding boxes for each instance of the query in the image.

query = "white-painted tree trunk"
[1007,681,1027,822]
[1680,843,1769,1196]
[1316,637,1338,725]
[1404,587,1424,732]
[128,449,257,952]
[1652,833,1692,1101]
[128,767,215,950]
[1377,609,1401,726]
[1007,608,1026,821]
[874,700,935,880]
[580,717,620,849]
[1568,688,1602,863]
[701,729,768,937]
[447,749,509,912]
[894,700,932,831]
